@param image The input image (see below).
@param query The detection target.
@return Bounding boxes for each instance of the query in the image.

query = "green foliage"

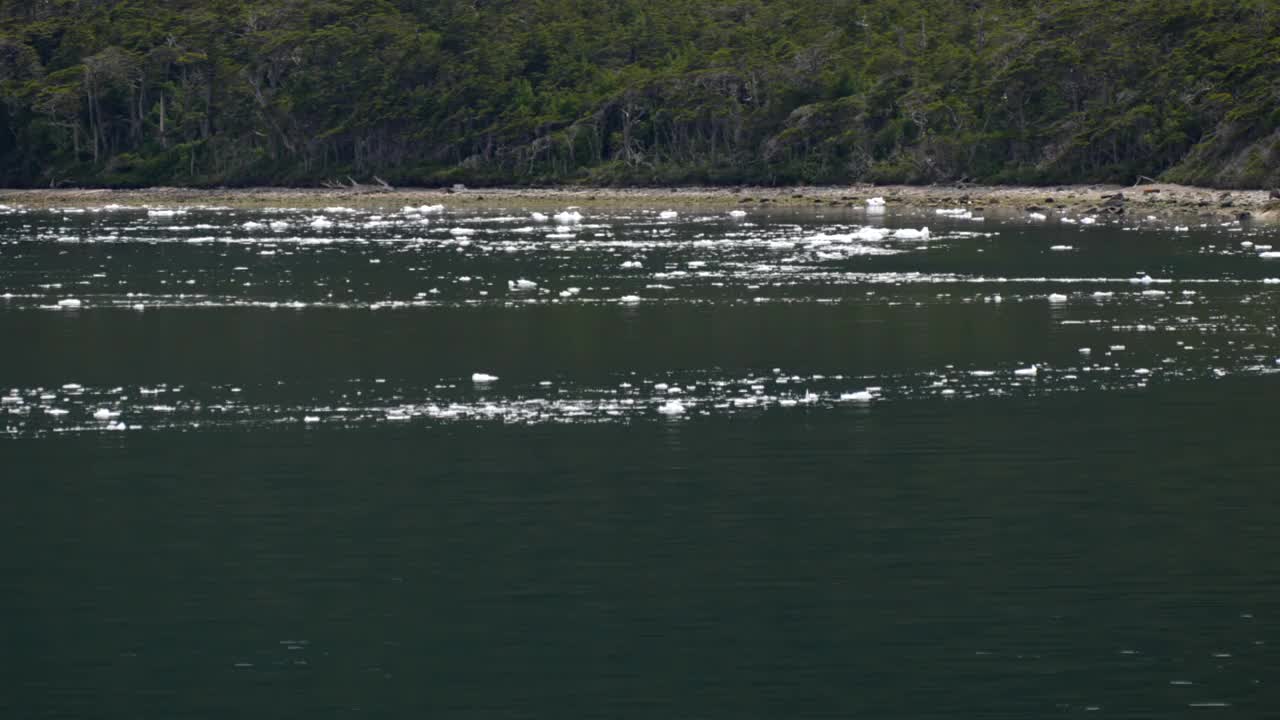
[0,0,1278,187]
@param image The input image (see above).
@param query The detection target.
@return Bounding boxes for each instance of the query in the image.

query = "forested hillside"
[1,0,1278,188]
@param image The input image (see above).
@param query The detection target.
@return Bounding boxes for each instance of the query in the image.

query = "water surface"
[2,201,1279,717]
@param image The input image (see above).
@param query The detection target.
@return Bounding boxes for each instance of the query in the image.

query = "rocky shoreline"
[2,183,1278,223]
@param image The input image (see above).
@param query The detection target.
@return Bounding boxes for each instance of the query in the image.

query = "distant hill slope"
[1,0,1277,188]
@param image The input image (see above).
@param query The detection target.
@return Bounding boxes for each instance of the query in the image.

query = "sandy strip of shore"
[2,183,1277,222]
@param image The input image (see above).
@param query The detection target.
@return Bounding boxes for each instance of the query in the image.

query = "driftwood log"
[320,176,395,193]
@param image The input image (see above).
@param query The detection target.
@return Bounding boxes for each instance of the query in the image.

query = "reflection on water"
[2,203,1280,717]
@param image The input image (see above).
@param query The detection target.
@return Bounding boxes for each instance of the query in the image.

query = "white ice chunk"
[892,227,930,240]
[658,400,686,415]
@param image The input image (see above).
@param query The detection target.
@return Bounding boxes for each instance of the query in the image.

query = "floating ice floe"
[728,210,747,218]
[554,210,583,224]
[57,298,82,308]
[1260,251,1280,259]
[1028,212,1047,221]
[93,408,118,421]
[148,209,185,217]
[508,279,538,291]
[1014,366,1039,377]
[892,227,930,240]
[807,227,891,243]
[1060,217,1078,224]
[1080,217,1097,225]
[619,295,642,303]
[659,210,679,219]
[531,212,549,222]
[449,228,476,236]
[840,390,875,402]
[309,217,334,229]
[658,400,686,415]
[620,260,643,269]
[1050,245,1073,251]
[471,373,499,383]
[1048,293,1069,303]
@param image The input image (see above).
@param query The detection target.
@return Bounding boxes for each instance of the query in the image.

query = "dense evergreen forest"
[1,0,1278,188]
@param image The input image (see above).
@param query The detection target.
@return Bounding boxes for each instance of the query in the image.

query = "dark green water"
[3,203,1279,717]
